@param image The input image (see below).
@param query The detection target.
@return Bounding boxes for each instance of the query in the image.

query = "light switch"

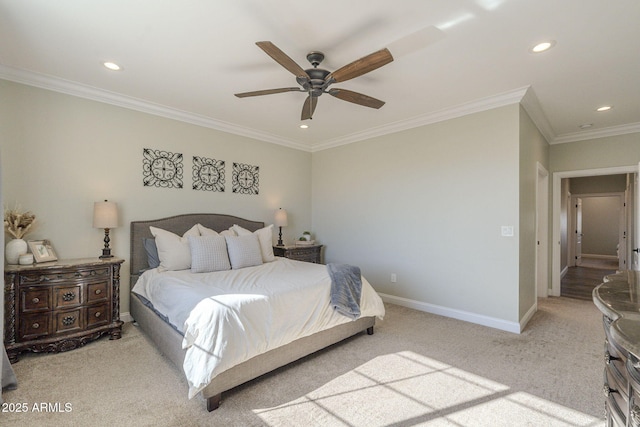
[501,226,514,237]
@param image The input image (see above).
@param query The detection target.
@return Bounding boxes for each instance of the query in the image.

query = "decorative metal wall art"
[143,148,184,188]
[192,156,225,192]
[232,162,260,195]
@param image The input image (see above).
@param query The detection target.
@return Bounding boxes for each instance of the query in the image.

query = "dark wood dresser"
[273,244,323,263]
[4,257,124,363]
[593,270,640,427]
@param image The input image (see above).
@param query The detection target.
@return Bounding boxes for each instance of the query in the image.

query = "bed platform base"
[131,292,375,411]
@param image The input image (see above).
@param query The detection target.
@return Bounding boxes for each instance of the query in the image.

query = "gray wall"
[580,196,621,256]
[312,104,525,327]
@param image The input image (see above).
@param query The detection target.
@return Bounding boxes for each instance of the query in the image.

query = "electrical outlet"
[391,273,397,283]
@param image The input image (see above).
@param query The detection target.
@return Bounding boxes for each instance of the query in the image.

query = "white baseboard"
[121,311,133,323]
[378,293,524,334]
[560,265,569,279]
[582,254,617,260]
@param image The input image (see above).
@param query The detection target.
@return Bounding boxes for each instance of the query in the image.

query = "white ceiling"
[1,0,639,152]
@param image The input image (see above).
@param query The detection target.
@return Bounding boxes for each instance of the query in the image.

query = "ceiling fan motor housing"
[299,68,329,96]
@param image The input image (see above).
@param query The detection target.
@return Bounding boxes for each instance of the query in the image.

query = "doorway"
[551,166,638,296]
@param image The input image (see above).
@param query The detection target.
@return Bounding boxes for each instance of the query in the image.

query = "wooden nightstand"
[273,244,323,264]
[4,257,124,363]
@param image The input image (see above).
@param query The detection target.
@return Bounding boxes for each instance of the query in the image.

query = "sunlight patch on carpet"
[253,351,604,426]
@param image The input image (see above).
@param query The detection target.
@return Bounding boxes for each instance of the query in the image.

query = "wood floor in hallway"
[560,257,618,301]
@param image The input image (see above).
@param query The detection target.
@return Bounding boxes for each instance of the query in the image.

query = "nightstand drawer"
[87,303,110,327]
[273,244,323,263]
[54,285,82,309]
[87,281,109,303]
[54,309,83,334]
[21,287,51,312]
[19,313,51,340]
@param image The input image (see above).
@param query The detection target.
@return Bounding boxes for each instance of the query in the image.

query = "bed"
[129,213,384,411]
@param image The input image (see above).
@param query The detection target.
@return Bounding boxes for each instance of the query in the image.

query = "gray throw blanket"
[327,263,362,319]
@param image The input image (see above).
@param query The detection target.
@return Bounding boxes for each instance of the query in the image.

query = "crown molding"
[551,122,640,145]
[520,87,555,143]
[311,87,531,152]
[8,64,634,152]
[0,65,312,152]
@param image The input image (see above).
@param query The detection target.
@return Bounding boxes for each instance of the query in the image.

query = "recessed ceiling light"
[103,61,122,71]
[530,40,555,53]
[596,105,612,112]
[299,124,309,129]
[579,123,593,129]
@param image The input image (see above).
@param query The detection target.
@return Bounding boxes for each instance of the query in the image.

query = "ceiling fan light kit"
[235,41,394,120]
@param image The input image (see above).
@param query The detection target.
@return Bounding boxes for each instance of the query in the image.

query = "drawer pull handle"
[95,312,102,318]
[604,351,619,364]
[62,291,76,301]
[32,322,40,329]
[32,297,40,304]
[62,316,76,326]
[603,384,618,397]
[95,289,102,295]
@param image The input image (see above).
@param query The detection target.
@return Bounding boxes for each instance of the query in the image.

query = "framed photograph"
[28,239,58,263]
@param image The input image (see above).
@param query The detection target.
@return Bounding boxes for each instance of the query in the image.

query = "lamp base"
[99,248,113,259]
[277,226,284,246]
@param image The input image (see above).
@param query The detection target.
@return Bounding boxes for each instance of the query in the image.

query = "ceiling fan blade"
[301,95,318,120]
[328,88,385,109]
[326,48,393,83]
[256,41,310,79]
[235,87,302,98]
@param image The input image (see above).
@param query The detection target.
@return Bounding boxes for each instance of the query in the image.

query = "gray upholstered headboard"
[130,213,264,283]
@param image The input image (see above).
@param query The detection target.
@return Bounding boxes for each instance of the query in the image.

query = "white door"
[536,164,549,297]
[575,198,583,266]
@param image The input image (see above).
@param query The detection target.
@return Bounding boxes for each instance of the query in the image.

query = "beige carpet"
[3,298,605,426]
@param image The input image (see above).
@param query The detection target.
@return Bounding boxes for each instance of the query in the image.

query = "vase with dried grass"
[4,205,37,264]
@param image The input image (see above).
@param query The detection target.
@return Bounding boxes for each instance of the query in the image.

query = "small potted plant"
[4,205,37,264]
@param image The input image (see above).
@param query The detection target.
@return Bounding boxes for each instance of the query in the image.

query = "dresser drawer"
[20,287,51,312]
[605,365,629,425]
[87,281,109,303]
[54,285,83,309]
[20,266,111,285]
[605,339,629,387]
[19,312,51,341]
[87,303,110,327]
[54,309,83,334]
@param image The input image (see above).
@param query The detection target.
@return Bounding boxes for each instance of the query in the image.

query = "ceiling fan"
[234,41,394,120]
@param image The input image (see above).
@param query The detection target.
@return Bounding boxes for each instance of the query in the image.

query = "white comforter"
[131,258,385,398]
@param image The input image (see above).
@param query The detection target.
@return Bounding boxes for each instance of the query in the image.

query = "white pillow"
[197,223,236,237]
[232,224,275,262]
[225,234,263,269]
[149,225,200,271]
[188,235,231,273]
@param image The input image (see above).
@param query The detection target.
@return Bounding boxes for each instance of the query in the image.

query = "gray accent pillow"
[225,234,263,269]
[143,238,160,269]
[188,235,231,273]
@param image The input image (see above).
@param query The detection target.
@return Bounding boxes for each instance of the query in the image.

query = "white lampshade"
[93,200,119,229]
[274,208,288,227]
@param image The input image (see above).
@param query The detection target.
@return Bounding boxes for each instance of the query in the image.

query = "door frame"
[536,163,549,298]
[551,165,637,296]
